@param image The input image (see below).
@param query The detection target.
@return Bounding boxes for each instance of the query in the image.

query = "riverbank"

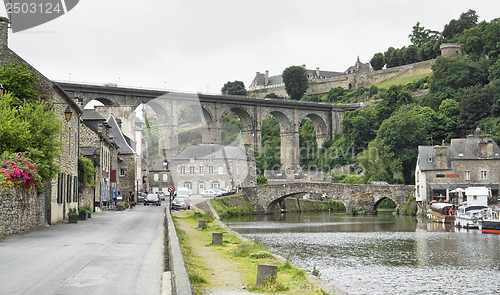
[172,210,346,294]
[210,193,345,218]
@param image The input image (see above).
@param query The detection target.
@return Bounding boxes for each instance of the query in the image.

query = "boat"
[454,187,489,229]
[480,208,500,234]
[428,202,455,223]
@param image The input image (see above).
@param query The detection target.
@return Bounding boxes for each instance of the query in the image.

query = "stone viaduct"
[242,182,414,214]
[58,82,359,170]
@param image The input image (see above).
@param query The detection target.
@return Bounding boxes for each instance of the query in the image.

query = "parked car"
[158,191,166,201]
[144,193,161,206]
[212,189,224,197]
[171,197,188,210]
[371,181,389,185]
[137,192,145,203]
[201,190,216,198]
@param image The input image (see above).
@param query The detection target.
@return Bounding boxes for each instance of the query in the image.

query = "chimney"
[433,146,448,169]
[0,16,9,46]
[316,67,320,77]
[265,70,269,86]
[478,139,494,158]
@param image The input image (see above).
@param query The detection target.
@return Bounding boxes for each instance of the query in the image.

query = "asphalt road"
[0,204,165,295]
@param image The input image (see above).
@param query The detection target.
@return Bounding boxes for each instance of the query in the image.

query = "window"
[208,156,214,163]
[481,170,487,180]
[184,182,192,189]
[162,173,168,182]
[120,169,125,177]
[464,170,470,180]
[218,165,223,175]
[180,166,185,175]
[199,166,204,175]
[189,166,195,175]
[154,173,159,182]
[236,165,239,175]
[209,165,214,175]
[190,157,194,164]
[211,181,220,189]
[199,183,205,191]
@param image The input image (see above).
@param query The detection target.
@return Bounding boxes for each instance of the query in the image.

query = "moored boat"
[454,187,489,229]
[428,202,455,223]
[480,208,500,234]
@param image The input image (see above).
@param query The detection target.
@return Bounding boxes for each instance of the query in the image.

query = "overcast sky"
[2,1,500,96]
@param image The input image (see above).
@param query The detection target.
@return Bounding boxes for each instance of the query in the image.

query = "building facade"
[415,132,500,211]
[149,145,255,195]
[0,17,82,224]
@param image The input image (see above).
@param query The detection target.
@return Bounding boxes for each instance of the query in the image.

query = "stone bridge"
[58,82,359,170]
[242,182,414,214]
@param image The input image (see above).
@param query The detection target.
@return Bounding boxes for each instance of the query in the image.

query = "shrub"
[0,152,42,192]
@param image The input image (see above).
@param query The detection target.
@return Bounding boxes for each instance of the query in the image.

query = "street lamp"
[64,106,73,121]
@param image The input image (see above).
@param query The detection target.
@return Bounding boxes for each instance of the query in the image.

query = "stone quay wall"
[0,187,44,236]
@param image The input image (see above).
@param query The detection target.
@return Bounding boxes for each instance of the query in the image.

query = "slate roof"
[449,137,500,158]
[417,136,500,171]
[251,68,344,87]
[107,115,136,155]
[82,109,105,121]
[80,146,98,157]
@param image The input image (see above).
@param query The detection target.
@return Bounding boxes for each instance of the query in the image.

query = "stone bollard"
[256,264,278,286]
[198,219,206,229]
[212,232,223,245]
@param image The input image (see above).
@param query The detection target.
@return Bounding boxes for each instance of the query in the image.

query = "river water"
[223,212,500,295]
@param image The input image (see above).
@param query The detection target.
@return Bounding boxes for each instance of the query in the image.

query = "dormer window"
[458,153,464,157]
[428,157,433,162]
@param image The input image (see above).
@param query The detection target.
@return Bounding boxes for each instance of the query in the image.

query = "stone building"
[107,115,137,203]
[0,17,82,225]
[415,131,500,211]
[151,144,255,195]
[79,109,118,209]
[249,65,344,98]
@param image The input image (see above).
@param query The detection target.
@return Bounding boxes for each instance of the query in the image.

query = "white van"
[176,187,190,198]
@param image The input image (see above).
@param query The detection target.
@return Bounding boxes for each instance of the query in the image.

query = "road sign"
[167,186,173,193]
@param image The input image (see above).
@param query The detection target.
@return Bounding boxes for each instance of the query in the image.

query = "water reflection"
[224,212,500,294]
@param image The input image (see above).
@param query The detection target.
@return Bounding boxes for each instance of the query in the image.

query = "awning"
[429,183,498,191]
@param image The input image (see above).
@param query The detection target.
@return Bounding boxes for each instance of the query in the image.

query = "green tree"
[264,92,279,98]
[257,175,268,185]
[342,108,377,150]
[78,152,96,192]
[299,118,317,169]
[384,47,399,68]
[460,85,490,135]
[376,105,430,184]
[0,60,39,106]
[409,21,431,46]
[442,9,478,42]
[0,93,64,180]
[370,52,385,70]
[282,66,309,100]
[221,80,247,96]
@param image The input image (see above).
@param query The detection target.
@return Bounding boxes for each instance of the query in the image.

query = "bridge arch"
[300,113,329,149]
[219,106,255,146]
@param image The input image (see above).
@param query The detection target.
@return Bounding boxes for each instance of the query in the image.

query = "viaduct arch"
[58,82,359,170]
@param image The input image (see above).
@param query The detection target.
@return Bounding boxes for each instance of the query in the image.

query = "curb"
[164,208,193,295]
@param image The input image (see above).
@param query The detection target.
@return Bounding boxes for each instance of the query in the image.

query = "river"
[223,212,500,295]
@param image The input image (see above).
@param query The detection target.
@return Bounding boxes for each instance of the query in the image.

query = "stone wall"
[0,187,44,236]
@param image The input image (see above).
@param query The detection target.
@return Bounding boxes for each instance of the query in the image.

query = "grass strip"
[173,210,334,294]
